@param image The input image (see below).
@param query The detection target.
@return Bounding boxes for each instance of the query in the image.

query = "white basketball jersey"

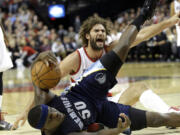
[174,0,180,46]
[70,47,106,83]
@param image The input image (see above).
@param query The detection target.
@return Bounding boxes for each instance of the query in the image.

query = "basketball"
[31,61,61,89]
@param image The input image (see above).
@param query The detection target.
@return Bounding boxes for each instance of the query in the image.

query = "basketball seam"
[37,62,46,78]
[32,62,44,83]
[40,79,51,88]
[37,67,55,79]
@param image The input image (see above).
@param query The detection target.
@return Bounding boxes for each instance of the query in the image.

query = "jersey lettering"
[74,101,91,119]
[61,97,84,129]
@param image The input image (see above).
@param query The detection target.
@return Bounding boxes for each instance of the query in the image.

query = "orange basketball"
[31,61,61,89]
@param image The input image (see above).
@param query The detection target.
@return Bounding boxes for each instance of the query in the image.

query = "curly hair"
[79,16,112,46]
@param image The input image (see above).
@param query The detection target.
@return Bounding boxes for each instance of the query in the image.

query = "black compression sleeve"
[100,51,123,77]
[131,15,146,31]
[129,107,147,130]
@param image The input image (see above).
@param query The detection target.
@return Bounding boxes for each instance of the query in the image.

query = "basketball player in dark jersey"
[27,1,180,135]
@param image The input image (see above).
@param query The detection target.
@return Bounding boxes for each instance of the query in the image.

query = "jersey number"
[74,101,91,119]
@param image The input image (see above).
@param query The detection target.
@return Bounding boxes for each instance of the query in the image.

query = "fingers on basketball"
[31,61,61,89]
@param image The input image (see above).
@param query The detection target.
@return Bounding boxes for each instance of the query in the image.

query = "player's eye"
[95,30,99,32]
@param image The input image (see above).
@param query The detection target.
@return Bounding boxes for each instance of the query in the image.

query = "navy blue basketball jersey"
[46,94,97,135]
[46,60,130,135]
[70,60,117,99]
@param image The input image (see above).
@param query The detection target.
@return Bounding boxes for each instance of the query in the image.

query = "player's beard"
[90,37,104,51]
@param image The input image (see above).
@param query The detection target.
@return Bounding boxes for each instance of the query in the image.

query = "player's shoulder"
[62,49,81,71]
[60,49,80,70]
[66,49,80,61]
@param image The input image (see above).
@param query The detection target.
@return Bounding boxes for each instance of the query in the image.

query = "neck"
[85,45,103,61]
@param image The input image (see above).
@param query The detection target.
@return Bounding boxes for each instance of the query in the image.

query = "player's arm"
[59,51,80,78]
[28,50,79,79]
[68,113,130,135]
[29,50,79,78]
[12,51,58,129]
[33,84,55,105]
[12,51,56,129]
[106,12,180,51]
[12,84,56,129]
[12,97,35,129]
[131,12,180,47]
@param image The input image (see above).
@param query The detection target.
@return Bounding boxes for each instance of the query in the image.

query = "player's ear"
[86,33,90,40]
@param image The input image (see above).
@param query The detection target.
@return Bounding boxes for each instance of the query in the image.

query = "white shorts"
[108,83,129,103]
[0,27,13,72]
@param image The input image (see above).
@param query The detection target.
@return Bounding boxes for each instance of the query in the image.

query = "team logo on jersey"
[95,73,106,84]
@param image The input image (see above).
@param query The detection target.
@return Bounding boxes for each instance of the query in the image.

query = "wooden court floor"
[1,62,180,135]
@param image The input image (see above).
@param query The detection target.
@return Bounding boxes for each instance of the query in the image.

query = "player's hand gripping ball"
[31,61,61,89]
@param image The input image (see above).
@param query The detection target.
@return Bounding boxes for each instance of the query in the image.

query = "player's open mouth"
[96,39,104,44]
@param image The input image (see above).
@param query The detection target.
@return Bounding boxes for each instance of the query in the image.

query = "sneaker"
[0,120,13,130]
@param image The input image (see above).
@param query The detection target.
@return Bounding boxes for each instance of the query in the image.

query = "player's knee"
[128,85,143,99]
[135,83,148,97]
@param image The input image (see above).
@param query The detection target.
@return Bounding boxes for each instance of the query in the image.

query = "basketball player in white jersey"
[13,12,180,130]
[0,24,14,130]
[171,0,180,58]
